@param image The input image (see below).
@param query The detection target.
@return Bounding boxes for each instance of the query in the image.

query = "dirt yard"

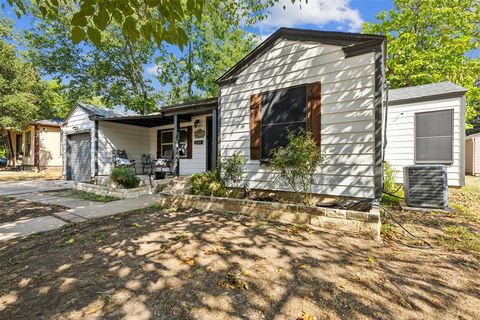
[0,196,67,224]
[0,201,479,319]
[0,170,62,182]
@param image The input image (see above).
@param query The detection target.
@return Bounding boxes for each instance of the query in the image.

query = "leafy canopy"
[362,0,480,128]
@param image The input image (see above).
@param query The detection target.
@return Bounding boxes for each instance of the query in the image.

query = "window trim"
[414,109,454,164]
[158,128,189,159]
[260,84,308,160]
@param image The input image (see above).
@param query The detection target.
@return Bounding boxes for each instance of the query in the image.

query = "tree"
[362,0,480,128]
[0,18,66,130]
[154,4,258,104]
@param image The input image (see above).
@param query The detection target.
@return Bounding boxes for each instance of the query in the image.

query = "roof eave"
[388,90,468,106]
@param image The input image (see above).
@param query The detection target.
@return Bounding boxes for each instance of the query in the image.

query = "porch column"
[211,108,218,170]
[173,115,180,176]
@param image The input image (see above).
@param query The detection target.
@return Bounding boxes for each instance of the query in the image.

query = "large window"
[415,109,453,163]
[159,129,188,158]
[25,131,32,157]
[261,85,307,159]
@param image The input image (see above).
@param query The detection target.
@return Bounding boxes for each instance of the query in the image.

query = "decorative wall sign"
[194,128,205,139]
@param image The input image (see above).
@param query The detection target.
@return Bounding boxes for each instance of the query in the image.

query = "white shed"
[217,28,386,200]
[465,132,480,176]
[385,81,467,186]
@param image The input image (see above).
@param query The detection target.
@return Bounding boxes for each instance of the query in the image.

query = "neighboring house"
[0,119,63,172]
[465,132,480,176]
[385,81,467,187]
[62,27,388,202]
[62,100,218,181]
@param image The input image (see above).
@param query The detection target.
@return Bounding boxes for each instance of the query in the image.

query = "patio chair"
[151,149,173,176]
[113,149,136,173]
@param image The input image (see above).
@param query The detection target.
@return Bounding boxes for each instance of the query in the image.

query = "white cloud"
[146,65,160,77]
[257,0,364,33]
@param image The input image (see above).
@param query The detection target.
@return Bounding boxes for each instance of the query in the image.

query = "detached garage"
[62,103,125,181]
[385,81,467,187]
[465,133,480,176]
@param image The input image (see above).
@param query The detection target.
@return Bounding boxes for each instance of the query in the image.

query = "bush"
[222,152,246,188]
[270,130,323,206]
[383,161,401,194]
[110,167,140,189]
[190,170,227,197]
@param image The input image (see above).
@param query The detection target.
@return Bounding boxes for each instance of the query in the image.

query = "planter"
[158,191,381,240]
[74,182,151,199]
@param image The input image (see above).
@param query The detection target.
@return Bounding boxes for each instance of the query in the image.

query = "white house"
[385,81,467,187]
[465,132,480,176]
[217,28,387,200]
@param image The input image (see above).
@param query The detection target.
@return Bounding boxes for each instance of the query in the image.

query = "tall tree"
[0,18,67,130]
[363,0,480,129]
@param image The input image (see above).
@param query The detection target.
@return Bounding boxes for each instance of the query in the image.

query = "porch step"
[155,176,191,193]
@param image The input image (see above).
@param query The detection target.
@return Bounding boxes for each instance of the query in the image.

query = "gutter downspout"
[94,120,99,177]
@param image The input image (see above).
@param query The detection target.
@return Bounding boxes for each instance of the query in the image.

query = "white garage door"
[67,133,91,181]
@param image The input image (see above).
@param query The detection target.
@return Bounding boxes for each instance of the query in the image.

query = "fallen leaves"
[219,272,249,291]
[297,310,316,320]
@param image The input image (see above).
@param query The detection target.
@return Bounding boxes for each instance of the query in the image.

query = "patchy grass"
[439,226,480,252]
[49,190,120,202]
[0,170,62,181]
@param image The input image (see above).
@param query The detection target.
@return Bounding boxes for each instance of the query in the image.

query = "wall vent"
[403,165,448,209]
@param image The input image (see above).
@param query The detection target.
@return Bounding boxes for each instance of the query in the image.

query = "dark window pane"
[416,110,453,137]
[179,129,188,142]
[161,131,173,143]
[161,144,173,157]
[416,137,453,162]
[262,86,306,125]
[261,122,306,158]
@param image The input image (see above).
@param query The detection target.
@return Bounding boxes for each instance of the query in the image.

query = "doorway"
[206,116,213,171]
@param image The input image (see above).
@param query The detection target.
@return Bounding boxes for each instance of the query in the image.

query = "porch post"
[211,108,218,170]
[173,114,180,176]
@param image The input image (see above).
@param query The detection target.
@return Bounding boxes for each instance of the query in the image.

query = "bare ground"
[0,196,67,224]
[0,204,479,320]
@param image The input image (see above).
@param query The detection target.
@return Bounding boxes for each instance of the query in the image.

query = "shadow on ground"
[0,206,479,319]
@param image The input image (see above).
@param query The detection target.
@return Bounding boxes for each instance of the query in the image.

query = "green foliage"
[362,0,480,129]
[383,161,400,194]
[110,167,140,189]
[190,170,227,197]
[439,226,480,252]
[270,130,323,206]
[0,18,67,130]
[221,152,246,188]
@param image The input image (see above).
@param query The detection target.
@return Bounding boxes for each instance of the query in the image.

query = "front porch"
[91,98,218,179]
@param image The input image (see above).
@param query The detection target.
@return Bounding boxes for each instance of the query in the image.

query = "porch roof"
[92,97,218,128]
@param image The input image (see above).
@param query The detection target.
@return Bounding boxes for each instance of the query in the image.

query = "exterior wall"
[385,96,465,186]
[465,138,474,175]
[21,126,35,166]
[39,126,62,168]
[475,138,480,175]
[62,106,95,178]
[97,122,151,175]
[149,114,209,175]
[219,39,381,199]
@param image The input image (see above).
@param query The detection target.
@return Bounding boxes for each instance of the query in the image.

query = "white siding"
[148,115,208,175]
[97,122,152,175]
[385,97,465,186]
[475,138,480,175]
[219,39,381,199]
[62,107,95,178]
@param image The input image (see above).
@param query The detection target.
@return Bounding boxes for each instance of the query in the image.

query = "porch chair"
[141,154,153,174]
[151,149,174,176]
[113,149,136,173]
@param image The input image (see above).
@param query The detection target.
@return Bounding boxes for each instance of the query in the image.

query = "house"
[385,81,467,187]
[1,119,63,172]
[217,28,387,200]
[62,100,218,181]
[465,132,480,176]
[62,27,388,201]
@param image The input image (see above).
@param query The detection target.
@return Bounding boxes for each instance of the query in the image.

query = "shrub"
[221,152,246,188]
[190,170,227,197]
[383,161,401,195]
[110,167,140,189]
[270,130,323,206]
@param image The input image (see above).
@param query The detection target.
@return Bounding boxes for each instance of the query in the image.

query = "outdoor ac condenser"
[403,165,448,209]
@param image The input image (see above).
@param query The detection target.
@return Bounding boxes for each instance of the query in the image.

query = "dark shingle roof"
[389,81,467,105]
[77,103,126,118]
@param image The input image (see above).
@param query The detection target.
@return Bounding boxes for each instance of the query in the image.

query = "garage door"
[67,133,91,181]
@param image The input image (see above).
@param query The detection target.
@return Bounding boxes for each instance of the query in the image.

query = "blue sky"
[1,0,396,85]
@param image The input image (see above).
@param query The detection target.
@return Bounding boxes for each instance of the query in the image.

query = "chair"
[141,154,153,174]
[151,149,173,176]
[113,149,136,172]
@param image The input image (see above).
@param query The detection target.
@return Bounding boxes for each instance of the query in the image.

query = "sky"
[0,0,396,87]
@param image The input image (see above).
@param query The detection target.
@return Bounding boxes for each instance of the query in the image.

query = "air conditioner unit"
[403,165,448,209]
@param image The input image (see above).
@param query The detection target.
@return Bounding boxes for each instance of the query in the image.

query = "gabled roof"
[64,102,127,123]
[31,119,63,127]
[389,81,467,106]
[216,27,385,85]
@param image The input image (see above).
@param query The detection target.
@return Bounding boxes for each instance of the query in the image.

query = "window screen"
[261,85,307,158]
[415,109,453,163]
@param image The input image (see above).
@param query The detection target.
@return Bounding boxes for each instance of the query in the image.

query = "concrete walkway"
[1,180,162,241]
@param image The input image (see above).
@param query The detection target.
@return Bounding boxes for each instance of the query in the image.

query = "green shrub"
[221,152,246,188]
[270,130,323,206]
[110,167,140,189]
[383,161,401,195]
[190,170,227,197]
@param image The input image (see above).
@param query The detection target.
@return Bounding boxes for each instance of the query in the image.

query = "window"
[159,129,188,158]
[16,134,22,157]
[261,85,307,159]
[25,131,32,157]
[415,109,453,163]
